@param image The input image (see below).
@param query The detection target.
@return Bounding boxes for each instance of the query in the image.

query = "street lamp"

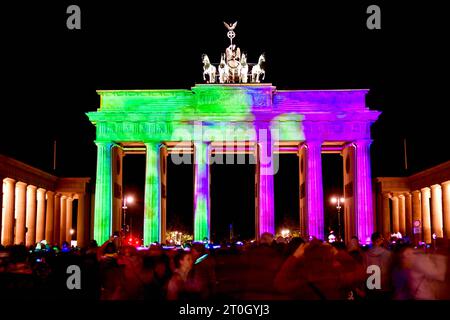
[122,195,134,235]
[331,196,345,241]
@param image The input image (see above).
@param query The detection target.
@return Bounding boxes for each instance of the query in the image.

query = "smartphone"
[195,254,208,265]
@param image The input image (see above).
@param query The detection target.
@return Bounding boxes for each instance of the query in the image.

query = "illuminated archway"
[87,84,380,245]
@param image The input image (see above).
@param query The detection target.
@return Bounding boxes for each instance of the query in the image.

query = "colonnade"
[381,181,450,242]
[1,177,87,247]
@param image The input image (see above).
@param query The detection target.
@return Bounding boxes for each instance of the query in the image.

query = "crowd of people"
[0,231,449,300]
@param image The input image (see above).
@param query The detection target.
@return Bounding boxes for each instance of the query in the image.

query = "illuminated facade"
[376,161,450,243]
[0,154,91,247]
[87,84,381,245]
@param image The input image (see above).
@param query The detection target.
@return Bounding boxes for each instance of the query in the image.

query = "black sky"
[1,1,449,239]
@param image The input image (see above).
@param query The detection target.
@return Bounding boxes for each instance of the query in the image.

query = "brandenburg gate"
[87,84,380,245]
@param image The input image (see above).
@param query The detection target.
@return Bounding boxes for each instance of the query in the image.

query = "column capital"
[94,140,114,147]
[144,141,163,153]
[144,141,162,146]
[37,187,47,194]
[46,190,55,196]
[74,192,85,199]
[441,180,450,187]
[430,184,442,190]
[412,189,421,195]
[355,139,373,146]
[382,192,392,199]
[27,184,37,191]
[305,140,323,146]
[3,177,16,184]
[15,181,27,188]
[421,187,431,194]
[398,194,405,199]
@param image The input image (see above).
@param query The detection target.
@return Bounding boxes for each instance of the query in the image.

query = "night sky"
[1,1,448,240]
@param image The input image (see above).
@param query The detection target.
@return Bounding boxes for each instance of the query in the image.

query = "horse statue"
[202,54,216,83]
[218,53,229,84]
[238,53,249,83]
[251,54,265,83]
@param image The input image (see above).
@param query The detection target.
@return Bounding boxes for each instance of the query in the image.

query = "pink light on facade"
[354,140,374,243]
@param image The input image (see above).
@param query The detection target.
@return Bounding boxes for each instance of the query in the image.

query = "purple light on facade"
[193,142,211,241]
[255,123,276,236]
[305,140,324,240]
[355,140,374,243]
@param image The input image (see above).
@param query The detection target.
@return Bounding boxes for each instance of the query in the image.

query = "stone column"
[398,194,406,235]
[1,178,16,246]
[421,187,432,243]
[442,181,450,239]
[411,190,422,241]
[144,142,161,245]
[93,141,114,245]
[36,188,47,242]
[193,142,211,242]
[160,147,168,244]
[382,193,391,236]
[45,191,55,243]
[298,144,307,237]
[76,193,86,248]
[66,197,73,243]
[53,194,61,245]
[391,195,399,233]
[305,140,324,240]
[60,195,67,244]
[354,140,374,244]
[111,146,123,235]
[25,185,37,246]
[342,145,356,244]
[430,184,444,238]
[412,191,422,224]
[405,193,413,237]
[14,182,27,244]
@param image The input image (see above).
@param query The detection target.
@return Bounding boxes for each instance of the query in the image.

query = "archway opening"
[274,154,300,237]
[122,154,145,241]
[166,153,194,243]
[211,153,255,242]
[322,153,344,240]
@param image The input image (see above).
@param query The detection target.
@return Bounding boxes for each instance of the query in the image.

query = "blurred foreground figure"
[242,233,284,299]
[98,236,122,300]
[396,242,450,300]
[167,250,193,300]
[274,239,365,299]
[187,242,216,300]
[364,232,393,299]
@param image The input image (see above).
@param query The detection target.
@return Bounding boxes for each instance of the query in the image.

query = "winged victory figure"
[223,21,238,31]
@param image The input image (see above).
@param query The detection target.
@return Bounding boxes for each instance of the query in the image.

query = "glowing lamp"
[126,196,134,204]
